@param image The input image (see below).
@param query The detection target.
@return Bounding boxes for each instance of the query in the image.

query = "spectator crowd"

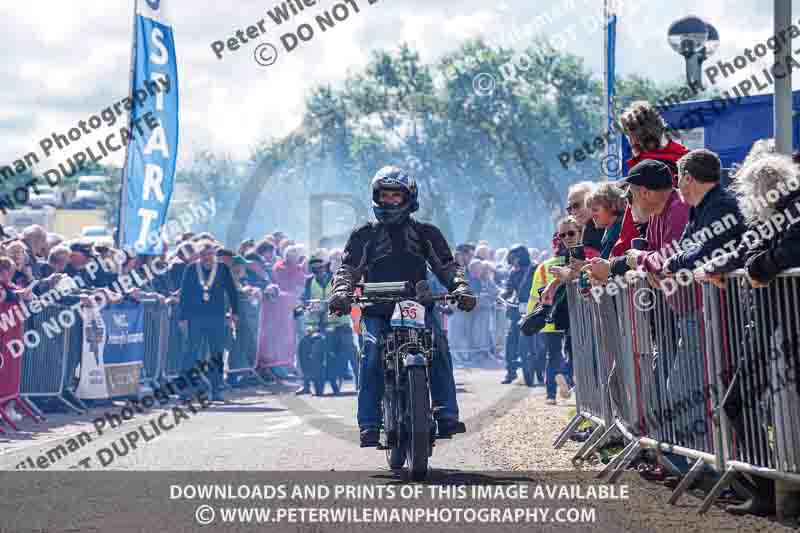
[1,98,798,519]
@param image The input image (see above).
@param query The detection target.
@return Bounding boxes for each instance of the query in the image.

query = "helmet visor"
[376,188,408,207]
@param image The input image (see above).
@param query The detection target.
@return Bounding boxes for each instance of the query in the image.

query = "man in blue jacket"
[662,149,746,276]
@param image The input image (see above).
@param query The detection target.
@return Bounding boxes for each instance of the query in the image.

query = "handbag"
[520,285,567,336]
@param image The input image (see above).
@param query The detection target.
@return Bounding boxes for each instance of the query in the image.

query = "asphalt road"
[0,368,540,472]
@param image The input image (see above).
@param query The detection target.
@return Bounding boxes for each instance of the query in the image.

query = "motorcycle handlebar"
[351,292,458,305]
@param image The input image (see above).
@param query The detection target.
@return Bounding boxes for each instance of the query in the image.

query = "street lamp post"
[667,16,719,91]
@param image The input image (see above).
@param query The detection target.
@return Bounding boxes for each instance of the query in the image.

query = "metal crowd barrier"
[700,270,800,513]
[20,303,86,414]
[555,269,800,514]
[226,293,269,385]
[8,291,267,426]
[162,301,184,380]
[555,284,613,457]
[448,290,499,364]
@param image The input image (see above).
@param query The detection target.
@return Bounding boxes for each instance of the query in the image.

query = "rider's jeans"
[358,311,459,429]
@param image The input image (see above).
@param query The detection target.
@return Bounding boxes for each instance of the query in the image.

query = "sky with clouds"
[0,0,794,173]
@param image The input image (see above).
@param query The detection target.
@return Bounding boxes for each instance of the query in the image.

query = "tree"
[196,40,690,248]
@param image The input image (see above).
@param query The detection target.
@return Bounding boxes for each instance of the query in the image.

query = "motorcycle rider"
[329,166,477,447]
[296,249,355,396]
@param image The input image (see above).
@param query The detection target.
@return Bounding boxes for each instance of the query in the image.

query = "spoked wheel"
[407,366,431,481]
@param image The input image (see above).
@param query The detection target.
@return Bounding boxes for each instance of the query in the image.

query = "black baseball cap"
[69,241,94,256]
[621,159,674,191]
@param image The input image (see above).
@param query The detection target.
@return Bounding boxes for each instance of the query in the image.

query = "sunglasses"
[566,202,582,212]
[559,230,578,239]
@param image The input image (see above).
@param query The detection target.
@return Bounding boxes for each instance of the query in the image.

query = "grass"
[565,407,593,430]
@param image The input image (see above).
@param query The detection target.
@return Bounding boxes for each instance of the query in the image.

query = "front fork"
[383,352,436,448]
[383,354,399,446]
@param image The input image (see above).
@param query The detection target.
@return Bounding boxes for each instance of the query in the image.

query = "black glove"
[452,285,477,312]
[328,292,352,316]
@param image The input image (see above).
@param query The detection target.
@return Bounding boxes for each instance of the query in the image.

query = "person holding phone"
[585,183,627,260]
[499,245,538,385]
[528,217,580,404]
[565,182,604,259]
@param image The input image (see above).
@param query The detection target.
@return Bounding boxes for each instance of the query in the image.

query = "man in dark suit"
[178,239,239,402]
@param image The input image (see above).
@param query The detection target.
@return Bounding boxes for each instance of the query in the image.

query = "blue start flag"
[121,0,179,254]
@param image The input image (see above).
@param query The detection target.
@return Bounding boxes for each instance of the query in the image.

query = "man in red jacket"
[612,100,689,257]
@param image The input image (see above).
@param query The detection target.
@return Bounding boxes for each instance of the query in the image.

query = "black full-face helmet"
[371,166,419,224]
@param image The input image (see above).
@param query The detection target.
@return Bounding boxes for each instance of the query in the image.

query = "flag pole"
[117,0,139,247]
[602,0,608,181]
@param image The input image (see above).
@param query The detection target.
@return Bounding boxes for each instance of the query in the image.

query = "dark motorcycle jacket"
[331,218,470,318]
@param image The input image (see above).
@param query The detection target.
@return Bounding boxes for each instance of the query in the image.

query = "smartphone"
[569,245,585,261]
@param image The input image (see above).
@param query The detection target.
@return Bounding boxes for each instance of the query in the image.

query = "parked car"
[5,207,55,233]
[29,184,64,208]
[70,176,111,208]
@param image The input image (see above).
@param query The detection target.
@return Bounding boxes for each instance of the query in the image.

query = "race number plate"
[390,300,426,329]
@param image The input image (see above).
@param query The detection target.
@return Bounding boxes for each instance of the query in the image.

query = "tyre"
[407,365,431,481]
[383,394,405,469]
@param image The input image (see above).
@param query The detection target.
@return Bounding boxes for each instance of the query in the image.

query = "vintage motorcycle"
[348,280,461,480]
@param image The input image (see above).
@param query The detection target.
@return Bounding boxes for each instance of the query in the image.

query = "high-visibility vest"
[306,276,352,329]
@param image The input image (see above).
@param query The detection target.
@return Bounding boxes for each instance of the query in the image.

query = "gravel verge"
[479,386,800,532]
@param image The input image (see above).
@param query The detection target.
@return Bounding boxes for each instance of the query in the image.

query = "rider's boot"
[437,418,467,439]
[501,369,517,384]
[295,380,311,395]
[359,427,380,448]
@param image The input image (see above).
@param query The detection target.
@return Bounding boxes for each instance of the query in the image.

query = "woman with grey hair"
[584,182,627,259]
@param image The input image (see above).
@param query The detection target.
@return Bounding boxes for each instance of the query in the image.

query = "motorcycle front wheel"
[407,365,431,481]
[383,395,406,470]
